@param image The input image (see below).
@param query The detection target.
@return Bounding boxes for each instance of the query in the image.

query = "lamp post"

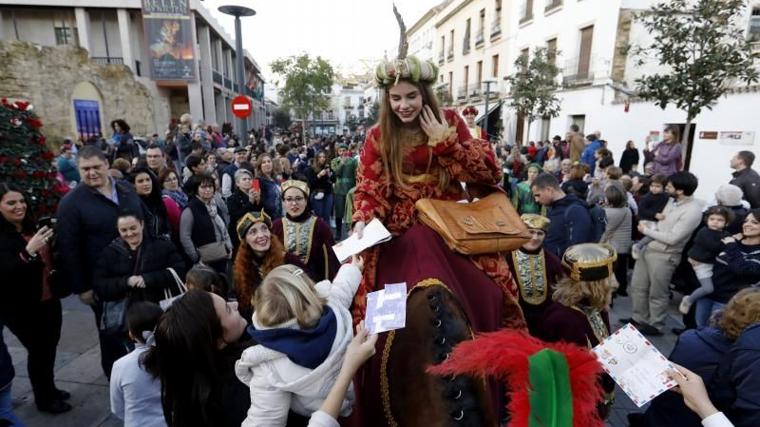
[482,78,496,140]
[218,4,255,139]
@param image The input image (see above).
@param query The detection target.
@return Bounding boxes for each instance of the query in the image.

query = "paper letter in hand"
[365,283,407,334]
[592,323,677,407]
[332,218,392,262]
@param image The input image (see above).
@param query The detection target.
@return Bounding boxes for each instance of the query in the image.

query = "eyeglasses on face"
[284,196,305,204]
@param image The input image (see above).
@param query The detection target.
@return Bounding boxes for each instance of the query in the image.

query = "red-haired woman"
[232,211,309,322]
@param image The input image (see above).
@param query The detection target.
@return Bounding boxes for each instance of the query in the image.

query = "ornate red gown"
[350,109,525,425]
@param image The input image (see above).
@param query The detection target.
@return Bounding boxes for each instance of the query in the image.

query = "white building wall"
[502,0,760,202]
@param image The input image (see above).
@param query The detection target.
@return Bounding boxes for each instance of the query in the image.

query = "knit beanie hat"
[715,184,743,207]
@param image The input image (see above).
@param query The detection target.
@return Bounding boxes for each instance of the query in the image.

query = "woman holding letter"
[349,9,524,426]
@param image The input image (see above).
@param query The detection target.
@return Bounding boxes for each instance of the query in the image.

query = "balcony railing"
[447,48,454,62]
[519,13,533,24]
[475,30,485,47]
[491,19,502,38]
[212,70,223,86]
[463,37,471,55]
[545,0,563,13]
[224,77,233,90]
[438,51,445,65]
[468,83,482,98]
[562,55,596,86]
[92,56,123,65]
[456,87,467,100]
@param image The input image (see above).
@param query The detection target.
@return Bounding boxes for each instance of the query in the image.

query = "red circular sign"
[231,95,252,119]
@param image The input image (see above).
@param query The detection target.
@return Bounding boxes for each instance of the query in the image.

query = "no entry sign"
[231,95,252,119]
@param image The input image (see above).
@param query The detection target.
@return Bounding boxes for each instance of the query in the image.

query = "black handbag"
[99,246,141,335]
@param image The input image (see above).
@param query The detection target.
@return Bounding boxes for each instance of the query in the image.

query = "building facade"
[0,0,266,142]
[416,0,760,200]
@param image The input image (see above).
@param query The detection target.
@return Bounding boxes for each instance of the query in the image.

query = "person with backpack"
[626,172,703,336]
[531,173,601,258]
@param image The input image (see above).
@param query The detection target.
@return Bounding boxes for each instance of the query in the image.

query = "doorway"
[667,122,697,171]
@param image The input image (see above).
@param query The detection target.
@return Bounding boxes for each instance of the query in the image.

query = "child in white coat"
[235,256,363,426]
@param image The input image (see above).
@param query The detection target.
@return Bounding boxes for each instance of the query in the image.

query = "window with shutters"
[577,25,594,78]
[520,0,534,24]
[547,38,558,65]
[750,8,760,43]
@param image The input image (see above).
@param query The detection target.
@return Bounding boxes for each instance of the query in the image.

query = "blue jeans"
[0,384,26,426]
[311,192,334,227]
[695,298,726,328]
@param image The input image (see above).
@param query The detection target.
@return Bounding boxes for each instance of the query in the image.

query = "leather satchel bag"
[415,192,531,255]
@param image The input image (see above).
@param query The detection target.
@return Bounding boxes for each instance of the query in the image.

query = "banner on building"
[142,0,196,81]
[719,131,755,146]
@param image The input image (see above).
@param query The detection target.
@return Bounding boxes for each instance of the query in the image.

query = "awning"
[475,100,503,126]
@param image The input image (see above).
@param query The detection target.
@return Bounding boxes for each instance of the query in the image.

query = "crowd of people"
[2,56,760,427]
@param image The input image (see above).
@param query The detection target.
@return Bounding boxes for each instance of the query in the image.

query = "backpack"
[587,204,607,243]
[565,202,607,243]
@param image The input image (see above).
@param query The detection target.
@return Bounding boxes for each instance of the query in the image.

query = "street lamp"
[482,78,496,140]
[218,4,256,139]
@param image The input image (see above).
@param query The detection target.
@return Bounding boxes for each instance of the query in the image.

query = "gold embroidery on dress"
[512,250,548,305]
[283,216,317,264]
[571,305,609,345]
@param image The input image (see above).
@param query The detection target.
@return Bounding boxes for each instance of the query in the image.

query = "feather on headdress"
[375,4,438,88]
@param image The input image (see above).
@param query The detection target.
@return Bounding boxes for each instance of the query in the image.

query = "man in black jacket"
[56,146,144,377]
[729,150,760,208]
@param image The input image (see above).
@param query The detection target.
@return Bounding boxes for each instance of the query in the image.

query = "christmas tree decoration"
[0,98,65,217]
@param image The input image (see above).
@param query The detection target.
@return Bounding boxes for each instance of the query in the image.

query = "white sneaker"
[679,296,692,315]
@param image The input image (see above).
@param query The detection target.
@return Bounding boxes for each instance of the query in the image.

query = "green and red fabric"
[428,329,604,427]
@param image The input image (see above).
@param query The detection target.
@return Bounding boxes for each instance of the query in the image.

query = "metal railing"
[475,30,485,46]
[447,48,454,61]
[491,19,502,38]
[224,77,233,90]
[463,37,471,55]
[212,70,223,85]
[92,56,123,65]
[562,55,596,86]
[468,83,482,98]
[545,0,563,13]
[438,51,445,65]
[456,86,467,100]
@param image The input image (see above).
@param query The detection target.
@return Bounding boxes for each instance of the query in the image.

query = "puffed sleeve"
[430,110,502,185]
[352,128,393,224]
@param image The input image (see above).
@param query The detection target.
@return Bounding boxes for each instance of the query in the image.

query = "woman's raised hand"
[420,106,448,143]
[26,226,54,256]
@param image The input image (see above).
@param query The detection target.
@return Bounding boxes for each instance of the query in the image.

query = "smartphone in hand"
[251,178,261,192]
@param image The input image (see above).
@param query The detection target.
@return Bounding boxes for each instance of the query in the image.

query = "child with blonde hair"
[235,256,364,426]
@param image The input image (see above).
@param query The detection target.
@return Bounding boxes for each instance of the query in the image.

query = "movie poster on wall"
[142,0,196,81]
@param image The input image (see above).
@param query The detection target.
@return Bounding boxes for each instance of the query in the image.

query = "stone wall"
[0,40,164,145]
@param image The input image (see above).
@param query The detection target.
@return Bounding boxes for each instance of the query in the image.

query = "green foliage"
[270,54,335,124]
[435,86,453,106]
[505,48,561,142]
[633,0,759,125]
[0,98,63,217]
[364,100,380,127]
[272,107,292,130]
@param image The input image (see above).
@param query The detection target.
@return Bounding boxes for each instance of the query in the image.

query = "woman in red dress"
[350,50,525,425]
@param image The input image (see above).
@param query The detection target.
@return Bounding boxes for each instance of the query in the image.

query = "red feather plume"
[427,330,605,427]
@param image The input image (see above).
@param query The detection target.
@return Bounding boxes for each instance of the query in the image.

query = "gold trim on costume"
[570,305,610,345]
[511,250,549,305]
[282,216,317,265]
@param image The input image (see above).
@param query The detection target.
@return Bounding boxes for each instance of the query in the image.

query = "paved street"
[5,292,683,427]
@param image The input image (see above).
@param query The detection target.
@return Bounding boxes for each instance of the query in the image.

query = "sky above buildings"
[205,0,441,82]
